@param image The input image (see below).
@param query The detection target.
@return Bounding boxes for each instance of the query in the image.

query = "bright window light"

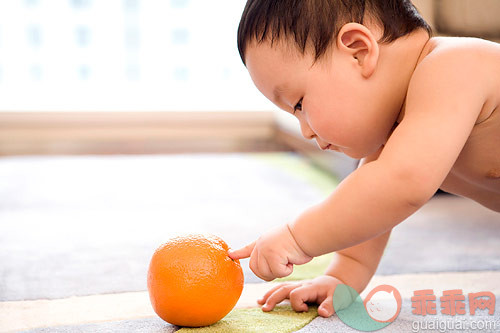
[0,0,274,111]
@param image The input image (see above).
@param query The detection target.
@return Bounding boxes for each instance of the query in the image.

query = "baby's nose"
[299,121,315,140]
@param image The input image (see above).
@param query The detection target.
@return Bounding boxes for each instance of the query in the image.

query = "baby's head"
[237,0,431,158]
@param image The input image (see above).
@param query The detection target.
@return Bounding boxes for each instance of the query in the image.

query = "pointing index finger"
[228,241,256,260]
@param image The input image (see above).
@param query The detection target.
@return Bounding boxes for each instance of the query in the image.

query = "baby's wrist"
[325,253,375,294]
[286,221,312,257]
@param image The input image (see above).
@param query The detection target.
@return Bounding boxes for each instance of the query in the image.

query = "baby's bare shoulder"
[405,37,499,120]
[414,37,500,84]
[422,36,500,60]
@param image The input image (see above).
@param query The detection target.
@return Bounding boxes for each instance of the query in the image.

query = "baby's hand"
[228,224,312,281]
[258,275,346,317]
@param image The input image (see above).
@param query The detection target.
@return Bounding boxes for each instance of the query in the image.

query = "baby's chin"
[341,148,367,160]
[344,144,384,160]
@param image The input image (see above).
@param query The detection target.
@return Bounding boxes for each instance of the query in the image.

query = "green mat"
[176,154,338,332]
[175,254,334,332]
[178,305,318,333]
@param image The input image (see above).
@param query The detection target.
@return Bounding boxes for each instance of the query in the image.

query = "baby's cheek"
[309,115,337,141]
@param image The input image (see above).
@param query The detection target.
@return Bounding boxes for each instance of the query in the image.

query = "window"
[0,0,272,111]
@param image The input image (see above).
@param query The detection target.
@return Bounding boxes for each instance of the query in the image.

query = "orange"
[147,234,244,327]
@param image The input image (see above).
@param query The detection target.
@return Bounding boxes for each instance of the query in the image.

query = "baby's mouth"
[329,145,343,152]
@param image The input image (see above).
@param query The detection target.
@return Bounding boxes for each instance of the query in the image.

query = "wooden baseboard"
[0,111,288,155]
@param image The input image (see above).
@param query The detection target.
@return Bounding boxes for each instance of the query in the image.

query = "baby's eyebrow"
[272,84,296,113]
[272,84,292,111]
[272,84,287,101]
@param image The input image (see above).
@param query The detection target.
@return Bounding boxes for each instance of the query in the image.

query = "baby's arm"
[326,229,390,293]
[324,148,388,293]
[291,49,484,257]
[258,229,391,317]
[259,151,390,317]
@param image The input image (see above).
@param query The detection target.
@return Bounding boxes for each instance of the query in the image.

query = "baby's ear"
[336,23,379,78]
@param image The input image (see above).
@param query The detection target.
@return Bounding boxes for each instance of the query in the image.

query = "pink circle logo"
[364,285,402,323]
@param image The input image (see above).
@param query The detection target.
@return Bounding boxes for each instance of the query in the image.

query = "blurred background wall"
[0,0,285,156]
[0,0,498,177]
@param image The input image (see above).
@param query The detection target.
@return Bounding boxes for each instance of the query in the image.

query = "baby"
[228,0,500,319]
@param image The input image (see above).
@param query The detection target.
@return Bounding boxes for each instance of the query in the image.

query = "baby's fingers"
[261,285,297,312]
[228,241,255,260]
[258,283,290,305]
[318,295,335,318]
[289,283,318,312]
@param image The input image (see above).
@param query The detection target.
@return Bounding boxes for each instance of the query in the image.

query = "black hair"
[237,0,431,64]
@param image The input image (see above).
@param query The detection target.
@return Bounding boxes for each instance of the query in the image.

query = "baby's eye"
[293,98,303,114]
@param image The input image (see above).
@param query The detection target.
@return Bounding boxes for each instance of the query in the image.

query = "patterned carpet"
[0,153,499,332]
